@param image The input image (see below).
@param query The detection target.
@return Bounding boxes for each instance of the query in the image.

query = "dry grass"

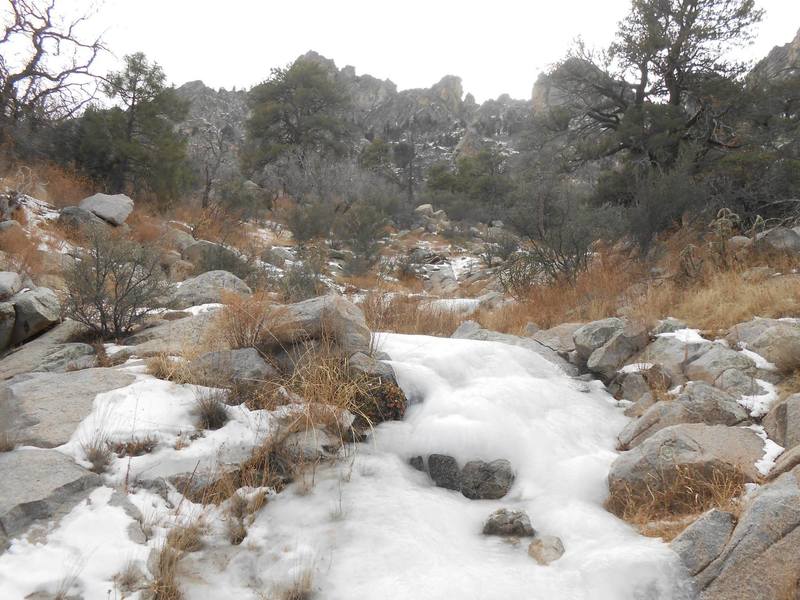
[206,291,275,351]
[148,543,183,600]
[607,465,747,541]
[194,389,230,430]
[81,431,112,474]
[0,227,45,281]
[128,211,167,245]
[114,561,144,595]
[166,521,205,553]
[362,292,466,336]
[267,568,314,600]
[111,435,158,458]
[0,432,15,452]
[146,353,194,384]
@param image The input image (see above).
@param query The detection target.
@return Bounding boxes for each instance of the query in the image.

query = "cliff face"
[751,27,800,80]
[177,50,534,179]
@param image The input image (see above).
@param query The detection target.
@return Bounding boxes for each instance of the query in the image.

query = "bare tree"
[190,121,234,207]
[0,0,104,138]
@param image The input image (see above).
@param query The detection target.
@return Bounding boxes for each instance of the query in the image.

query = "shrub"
[64,225,171,339]
[280,201,335,242]
[278,245,328,302]
[195,390,229,430]
[332,201,387,275]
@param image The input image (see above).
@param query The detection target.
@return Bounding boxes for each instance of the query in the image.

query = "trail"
[192,333,691,600]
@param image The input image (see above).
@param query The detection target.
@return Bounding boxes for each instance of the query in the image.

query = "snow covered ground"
[0,334,692,599]
[181,334,691,599]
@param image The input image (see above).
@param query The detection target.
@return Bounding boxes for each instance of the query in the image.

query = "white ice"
[657,328,707,344]
[181,333,690,600]
[747,424,785,476]
[739,378,779,418]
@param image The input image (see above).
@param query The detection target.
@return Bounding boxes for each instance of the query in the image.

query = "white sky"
[83,0,800,102]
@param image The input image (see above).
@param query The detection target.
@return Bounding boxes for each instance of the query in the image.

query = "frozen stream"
[188,333,691,599]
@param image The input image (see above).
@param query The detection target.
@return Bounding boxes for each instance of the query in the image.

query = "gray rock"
[715,368,765,396]
[695,467,800,599]
[770,445,800,478]
[0,320,89,380]
[427,454,460,491]
[10,287,60,345]
[634,335,711,384]
[523,322,541,335]
[763,393,800,451]
[755,226,800,253]
[0,302,13,352]
[652,318,688,335]
[460,459,515,499]
[616,372,650,402]
[587,322,648,379]
[617,382,749,449]
[726,235,751,251]
[0,368,136,447]
[608,424,764,514]
[532,322,584,356]
[573,317,624,361]
[0,448,101,551]
[79,193,134,225]
[36,343,97,372]
[451,322,579,375]
[409,456,425,472]
[189,348,276,384]
[282,427,338,462]
[414,204,435,218]
[528,535,565,565]
[482,508,535,537]
[670,509,736,576]
[684,344,756,385]
[122,311,219,357]
[58,206,106,229]
[166,227,196,252]
[0,272,21,301]
[171,270,251,308]
[348,351,396,383]
[726,318,800,373]
[181,240,244,273]
[624,391,657,418]
[264,295,371,358]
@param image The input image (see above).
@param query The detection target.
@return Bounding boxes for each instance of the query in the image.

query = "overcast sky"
[87,0,799,102]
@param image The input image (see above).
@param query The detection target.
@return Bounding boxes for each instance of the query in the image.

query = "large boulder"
[58,205,106,229]
[0,448,101,551]
[726,318,800,373]
[617,382,750,449]
[0,367,136,447]
[531,322,585,356]
[763,393,800,451]
[694,467,800,599]
[78,192,134,225]
[670,509,736,576]
[265,295,371,357]
[573,318,624,361]
[634,335,711,384]
[608,424,764,516]
[460,459,515,500]
[0,272,21,301]
[0,320,89,380]
[181,240,244,272]
[121,311,218,357]
[755,226,800,254]
[452,321,579,375]
[684,344,756,385]
[189,348,277,385]
[586,322,649,379]
[10,287,60,345]
[170,270,251,308]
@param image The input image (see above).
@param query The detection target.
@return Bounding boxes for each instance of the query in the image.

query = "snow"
[618,362,654,374]
[0,486,148,600]
[656,328,707,344]
[181,334,690,599]
[424,297,481,315]
[747,425,784,476]
[739,347,778,371]
[738,379,779,418]
[57,374,275,485]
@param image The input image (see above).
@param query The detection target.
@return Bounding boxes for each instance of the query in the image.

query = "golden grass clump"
[362,292,467,336]
[606,465,747,541]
